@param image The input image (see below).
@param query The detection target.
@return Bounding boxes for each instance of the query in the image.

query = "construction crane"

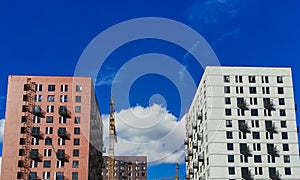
[152,163,187,180]
[108,97,117,180]
[21,78,36,179]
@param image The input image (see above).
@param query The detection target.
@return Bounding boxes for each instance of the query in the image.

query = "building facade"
[101,156,147,180]
[185,66,300,179]
[1,75,103,180]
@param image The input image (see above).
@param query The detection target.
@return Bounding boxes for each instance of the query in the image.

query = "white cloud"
[0,119,4,143]
[102,104,185,166]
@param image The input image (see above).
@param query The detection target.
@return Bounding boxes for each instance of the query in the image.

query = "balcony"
[193,161,199,169]
[184,139,189,145]
[188,150,193,156]
[267,146,279,156]
[188,131,193,138]
[29,150,43,162]
[56,150,70,162]
[269,171,280,180]
[264,99,275,110]
[238,122,250,133]
[240,145,251,156]
[242,170,253,180]
[237,98,249,110]
[28,172,41,180]
[192,123,197,129]
[198,154,204,162]
[31,128,44,139]
[32,106,45,117]
[185,156,189,162]
[266,122,276,132]
[197,112,203,121]
[197,133,203,141]
[58,128,70,139]
[193,142,198,148]
[59,106,71,117]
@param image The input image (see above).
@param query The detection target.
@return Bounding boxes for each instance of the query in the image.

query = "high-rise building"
[1,75,103,180]
[101,156,147,180]
[185,66,300,179]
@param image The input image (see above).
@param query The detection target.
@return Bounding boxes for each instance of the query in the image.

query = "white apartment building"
[185,66,300,180]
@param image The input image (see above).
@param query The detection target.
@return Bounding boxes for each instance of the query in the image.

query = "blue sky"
[1,0,300,179]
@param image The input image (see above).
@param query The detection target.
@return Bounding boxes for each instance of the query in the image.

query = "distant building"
[102,156,147,180]
[185,67,300,179]
[1,75,103,180]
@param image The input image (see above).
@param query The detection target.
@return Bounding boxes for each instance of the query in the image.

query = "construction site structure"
[108,97,117,180]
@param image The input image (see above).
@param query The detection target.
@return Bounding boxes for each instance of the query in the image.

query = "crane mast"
[108,97,117,180]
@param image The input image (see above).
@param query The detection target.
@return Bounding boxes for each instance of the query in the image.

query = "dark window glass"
[225,97,231,104]
[72,172,79,180]
[284,155,290,163]
[282,132,288,139]
[44,161,51,168]
[283,144,289,151]
[225,109,232,116]
[224,75,230,83]
[45,137,52,145]
[227,143,234,150]
[249,76,256,83]
[74,128,80,134]
[251,109,259,116]
[278,87,284,94]
[228,167,235,175]
[279,98,285,105]
[46,116,53,123]
[254,155,262,163]
[249,87,257,94]
[224,86,230,93]
[226,120,232,127]
[48,85,55,91]
[226,131,233,139]
[75,117,80,124]
[281,121,287,128]
[285,167,291,175]
[277,76,283,83]
[74,138,80,146]
[253,132,260,139]
[280,109,286,116]
[228,155,234,162]
[73,149,79,157]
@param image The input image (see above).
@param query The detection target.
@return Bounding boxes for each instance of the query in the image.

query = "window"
[36,84,43,91]
[251,109,258,116]
[20,138,25,145]
[225,97,231,104]
[32,137,39,145]
[224,86,230,93]
[285,167,291,175]
[43,172,50,180]
[60,95,68,102]
[228,167,235,175]
[249,87,257,94]
[226,131,233,139]
[48,85,55,91]
[226,120,232,127]
[281,121,287,128]
[249,76,256,83]
[75,96,81,103]
[252,132,260,139]
[278,87,284,94]
[254,155,262,163]
[75,106,81,113]
[74,138,80,145]
[46,116,53,123]
[277,76,283,83]
[74,128,80,134]
[283,144,289,151]
[72,161,79,168]
[282,132,288,139]
[279,98,285,105]
[56,161,65,168]
[44,149,52,157]
[33,116,40,124]
[225,109,232,116]
[60,116,66,124]
[44,161,51,168]
[35,95,42,102]
[227,143,234,150]
[58,138,65,146]
[30,160,38,168]
[45,137,52,145]
[76,85,82,92]
[284,155,290,163]
[228,155,234,162]
[74,117,80,124]
[73,149,79,157]
[61,84,68,92]
[224,75,230,82]
[72,172,78,180]
[46,127,53,134]
[47,106,54,113]
[280,109,286,116]
[47,95,55,102]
